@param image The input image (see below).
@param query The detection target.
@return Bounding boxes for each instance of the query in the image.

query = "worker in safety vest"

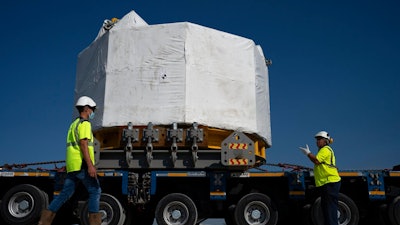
[299,131,341,225]
[39,96,102,225]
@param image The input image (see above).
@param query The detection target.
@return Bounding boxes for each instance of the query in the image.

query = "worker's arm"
[80,138,97,178]
[306,153,321,165]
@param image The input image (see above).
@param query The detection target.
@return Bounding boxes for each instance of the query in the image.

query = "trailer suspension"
[167,122,183,167]
[123,122,139,166]
[186,122,203,165]
[127,172,151,205]
[143,122,159,166]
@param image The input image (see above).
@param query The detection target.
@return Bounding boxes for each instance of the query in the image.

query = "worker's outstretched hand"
[299,144,311,155]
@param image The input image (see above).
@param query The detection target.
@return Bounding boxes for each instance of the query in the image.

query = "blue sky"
[1,1,399,171]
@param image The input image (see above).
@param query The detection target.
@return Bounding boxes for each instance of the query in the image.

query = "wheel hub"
[18,200,30,211]
[171,209,182,219]
[251,209,261,220]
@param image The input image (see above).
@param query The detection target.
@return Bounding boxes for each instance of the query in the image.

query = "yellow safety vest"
[65,118,95,172]
[314,145,341,187]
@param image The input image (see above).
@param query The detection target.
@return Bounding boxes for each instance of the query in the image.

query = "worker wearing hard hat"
[39,96,102,225]
[299,131,341,225]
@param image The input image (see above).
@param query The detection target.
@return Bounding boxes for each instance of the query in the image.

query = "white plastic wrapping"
[75,10,272,146]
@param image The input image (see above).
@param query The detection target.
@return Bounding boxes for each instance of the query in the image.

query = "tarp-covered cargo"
[74,11,272,146]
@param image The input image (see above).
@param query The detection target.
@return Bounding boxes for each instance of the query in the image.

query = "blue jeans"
[320,181,341,225]
[48,169,101,213]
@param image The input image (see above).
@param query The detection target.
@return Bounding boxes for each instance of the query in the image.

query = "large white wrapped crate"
[75,11,272,146]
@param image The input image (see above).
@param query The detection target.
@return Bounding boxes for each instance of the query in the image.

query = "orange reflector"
[167,173,188,177]
[249,172,285,177]
[369,190,385,196]
[210,191,226,196]
[390,171,400,177]
[339,172,362,177]
[13,172,51,177]
[289,191,305,196]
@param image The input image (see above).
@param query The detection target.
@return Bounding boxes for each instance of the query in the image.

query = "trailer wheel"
[301,204,313,225]
[311,193,359,225]
[41,190,49,208]
[234,193,278,225]
[155,193,198,225]
[0,184,47,225]
[388,196,400,225]
[80,193,126,225]
[224,204,237,225]
[369,203,391,225]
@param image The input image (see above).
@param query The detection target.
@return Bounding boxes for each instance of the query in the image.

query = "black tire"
[373,203,391,225]
[224,204,237,225]
[155,193,198,225]
[311,193,359,225]
[0,184,47,225]
[80,193,126,225]
[301,204,313,225]
[388,196,400,225]
[41,190,49,209]
[123,204,133,225]
[234,193,278,225]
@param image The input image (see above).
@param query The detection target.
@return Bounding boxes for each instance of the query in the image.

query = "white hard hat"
[75,96,96,108]
[315,131,330,140]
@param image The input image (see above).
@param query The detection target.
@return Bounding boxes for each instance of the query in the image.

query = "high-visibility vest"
[65,118,95,172]
[314,145,341,187]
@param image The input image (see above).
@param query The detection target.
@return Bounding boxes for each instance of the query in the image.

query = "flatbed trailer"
[6,10,400,225]
[1,159,399,225]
